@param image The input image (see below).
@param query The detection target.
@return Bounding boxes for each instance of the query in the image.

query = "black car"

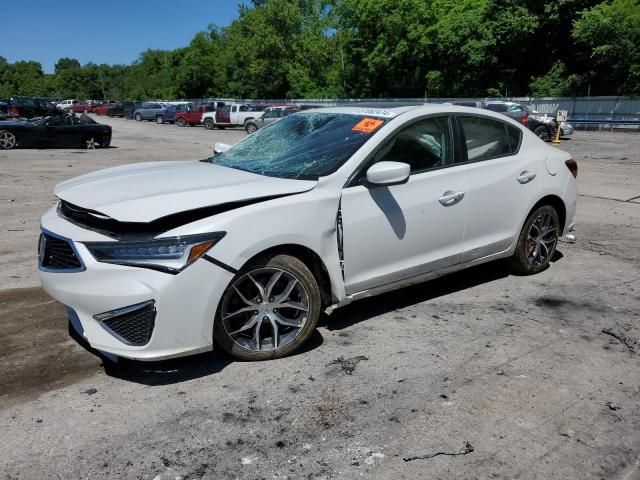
[7,96,60,119]
[107,101,142,119]
[0,114,112,149]
[0,101,8,120]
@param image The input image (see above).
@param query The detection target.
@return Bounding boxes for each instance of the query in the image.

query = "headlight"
[84,232,225,273]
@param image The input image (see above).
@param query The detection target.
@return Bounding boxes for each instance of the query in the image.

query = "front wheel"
[204,118,214,130]
[135,113,142,122]
[0,130,17,149]
[510,205,560,275]
[214,254,321,361]
[177,118,186,127]
[245,122,257,134]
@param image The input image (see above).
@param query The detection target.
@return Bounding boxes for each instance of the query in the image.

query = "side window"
[371,116,452,174]
[507,104,524,113]
[263,109,277,119]
[459,116,518,161]
[485,104,507,112]
[506,124,522,153]
[239,105,249,112]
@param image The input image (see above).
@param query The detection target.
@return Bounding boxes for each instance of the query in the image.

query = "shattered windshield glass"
[208,112,387,180]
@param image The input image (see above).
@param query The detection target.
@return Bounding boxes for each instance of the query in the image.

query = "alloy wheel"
[0,130,17,149]
[221,268,309,352]
[526,211,558,267]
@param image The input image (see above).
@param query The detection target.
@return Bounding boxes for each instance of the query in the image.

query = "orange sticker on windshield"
[352,117,384,133]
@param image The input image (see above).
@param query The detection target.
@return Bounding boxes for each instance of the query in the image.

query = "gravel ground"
[0,118,639,479]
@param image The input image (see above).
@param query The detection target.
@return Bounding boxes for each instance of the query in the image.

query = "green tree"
[572,0,640,95]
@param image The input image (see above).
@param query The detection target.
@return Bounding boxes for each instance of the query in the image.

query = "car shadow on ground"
[70,316,324,387]
[324,251,563,331]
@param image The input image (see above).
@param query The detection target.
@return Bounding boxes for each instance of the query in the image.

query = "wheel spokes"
[222,267,309,352]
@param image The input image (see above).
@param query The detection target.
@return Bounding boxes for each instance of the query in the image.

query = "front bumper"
[39,211,234,360]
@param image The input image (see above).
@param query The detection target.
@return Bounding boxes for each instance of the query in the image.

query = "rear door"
[216,105,231,124]
[456,115,538,262]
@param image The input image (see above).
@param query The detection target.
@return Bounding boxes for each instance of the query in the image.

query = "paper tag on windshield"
[352,118,384,133]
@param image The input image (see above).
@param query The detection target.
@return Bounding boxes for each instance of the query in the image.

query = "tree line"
[1,0,638,101]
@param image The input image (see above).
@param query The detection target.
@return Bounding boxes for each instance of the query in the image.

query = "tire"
[177,117,187,127]
[245,122,257,134]
[509,205,560,275]
[135,113,142,122]
[204,118,214,130]
[156,116,163,124]
[214,254,321,361]
[533,125,551,142]
[0,130,17,149]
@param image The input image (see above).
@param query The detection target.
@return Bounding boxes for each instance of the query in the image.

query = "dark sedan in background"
[0,114,112,149]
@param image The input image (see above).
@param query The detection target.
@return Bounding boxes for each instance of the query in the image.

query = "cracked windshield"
[209,113,387,180]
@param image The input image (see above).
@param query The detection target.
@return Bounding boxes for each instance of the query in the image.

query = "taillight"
[520,112,528,126]
[565,159,578,178]
[10,106,20,117]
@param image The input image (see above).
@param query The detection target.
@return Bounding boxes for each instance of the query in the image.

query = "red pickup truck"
[175,104,215,127]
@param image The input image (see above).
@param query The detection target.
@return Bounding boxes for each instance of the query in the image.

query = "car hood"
[54,160,317,222]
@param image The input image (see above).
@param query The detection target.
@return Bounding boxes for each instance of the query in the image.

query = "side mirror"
[213,142,231,155]
[364,161,410,187]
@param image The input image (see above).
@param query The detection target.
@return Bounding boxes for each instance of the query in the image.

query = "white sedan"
[38,105,577,361]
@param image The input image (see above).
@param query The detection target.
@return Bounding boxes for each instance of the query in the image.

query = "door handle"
[517,171,536,184]
[439,190,465,207]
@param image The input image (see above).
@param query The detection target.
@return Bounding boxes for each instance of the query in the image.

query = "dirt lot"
[0,118,639,479]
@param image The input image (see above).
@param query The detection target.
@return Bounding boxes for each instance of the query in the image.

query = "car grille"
[39,232,83,270]
[94,301,156,346]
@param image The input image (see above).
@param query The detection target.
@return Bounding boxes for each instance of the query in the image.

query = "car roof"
[303,104,503,119]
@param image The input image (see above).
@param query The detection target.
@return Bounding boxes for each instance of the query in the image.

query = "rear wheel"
[135,113,142,122]
[534,125,551,142]
[214,254,321,361]
[177,117,187,127]
[0,130,17,149]
[510,205,559,275]
[156,116,164,124]
[204,118,214,130]
[245,122,257,134]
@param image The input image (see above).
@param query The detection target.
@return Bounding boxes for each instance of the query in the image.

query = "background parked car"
[7,97,59,119]
[244,105,299,133]
[133,102,168,122]
[69,102,92,114]
[92,103,117,115]
[56,99,79,111]
[175,104,215,126]
[0,101,8,120]
[202,103,261,129]
[483,101,558,141]
[0,113,111,149]
[106,101,140,118]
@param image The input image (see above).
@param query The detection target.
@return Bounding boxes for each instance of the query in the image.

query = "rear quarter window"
[459,116,521,161]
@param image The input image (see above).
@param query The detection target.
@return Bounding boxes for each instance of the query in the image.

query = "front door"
[340,115,468,294]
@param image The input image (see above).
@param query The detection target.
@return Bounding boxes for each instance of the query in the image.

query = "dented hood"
[55,160,316,222]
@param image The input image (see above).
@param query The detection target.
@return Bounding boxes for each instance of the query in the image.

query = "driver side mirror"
[213,142,232,155]
[364,161,410,187]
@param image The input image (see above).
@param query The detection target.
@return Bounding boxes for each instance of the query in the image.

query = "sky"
[0,0,242,73]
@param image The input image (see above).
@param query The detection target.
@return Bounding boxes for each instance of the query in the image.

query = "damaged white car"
[39,106,577,361]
